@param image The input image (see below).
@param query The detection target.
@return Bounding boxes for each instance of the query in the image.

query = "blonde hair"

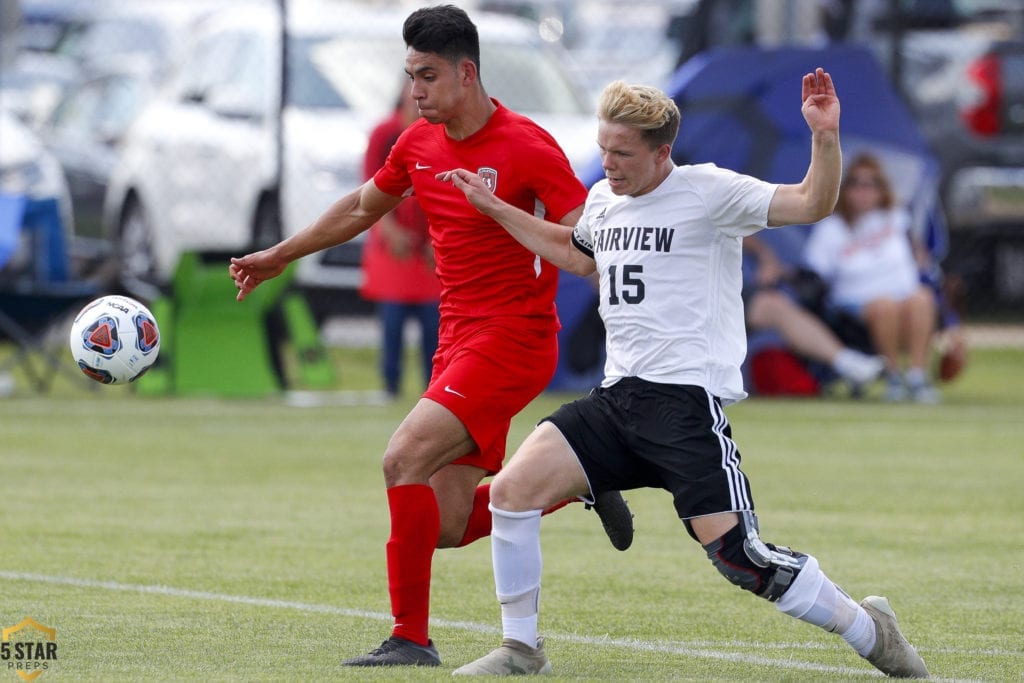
[598,80,680,149]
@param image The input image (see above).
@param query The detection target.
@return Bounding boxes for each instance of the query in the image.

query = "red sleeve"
[373,118,426,198]
[517,122,587,223]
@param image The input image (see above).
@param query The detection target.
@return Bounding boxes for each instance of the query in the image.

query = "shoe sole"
[592,491,634,551]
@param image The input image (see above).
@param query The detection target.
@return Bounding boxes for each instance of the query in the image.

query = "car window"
[50,81,102,135]
[297,35,404,113]
[231,33,270,108]
[50,74,146,140]
[101,78,147,132]
[177,33,245,102]
[289,35,364,110]
[69,17,168,68]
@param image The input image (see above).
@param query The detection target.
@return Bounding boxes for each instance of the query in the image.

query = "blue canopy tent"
[550,45,945,392]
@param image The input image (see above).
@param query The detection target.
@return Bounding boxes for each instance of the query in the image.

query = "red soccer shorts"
[423,319,558,474]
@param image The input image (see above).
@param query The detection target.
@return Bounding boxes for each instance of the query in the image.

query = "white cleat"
[860,596,930,678]
[453,637,553,676]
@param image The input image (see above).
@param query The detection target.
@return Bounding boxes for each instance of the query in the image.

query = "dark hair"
[403,5,481,71]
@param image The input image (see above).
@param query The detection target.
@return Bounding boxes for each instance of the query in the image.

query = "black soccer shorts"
[544,377,755,521]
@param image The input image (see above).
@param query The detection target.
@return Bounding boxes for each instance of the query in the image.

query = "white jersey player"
[440,71,929,679]
[575,163,776,404]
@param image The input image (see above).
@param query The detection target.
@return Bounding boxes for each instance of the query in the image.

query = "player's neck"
[443,91,497,141]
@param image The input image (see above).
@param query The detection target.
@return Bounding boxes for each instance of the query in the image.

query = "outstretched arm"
[767,67,842,227]
[436,169,594,276]
[230,180,402,301]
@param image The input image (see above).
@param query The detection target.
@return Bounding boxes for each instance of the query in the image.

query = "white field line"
[0,570,995,681]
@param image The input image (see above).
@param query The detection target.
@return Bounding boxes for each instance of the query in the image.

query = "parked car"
[41,64,154,244]
[877,7,1024,306]
[102,1,597,311]
[6,0,217,126]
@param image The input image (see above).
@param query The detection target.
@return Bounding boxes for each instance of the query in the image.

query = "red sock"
[386,484,439,646]
[456,483,492,547]
[457,482,573,547]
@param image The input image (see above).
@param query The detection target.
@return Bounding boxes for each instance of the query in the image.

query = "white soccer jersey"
[572,163,778,404]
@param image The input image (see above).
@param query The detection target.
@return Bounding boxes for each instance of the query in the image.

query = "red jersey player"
[229,5,633,668]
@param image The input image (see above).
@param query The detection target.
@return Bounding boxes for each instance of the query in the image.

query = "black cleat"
[341,636,441,667]
[588,490,634,551]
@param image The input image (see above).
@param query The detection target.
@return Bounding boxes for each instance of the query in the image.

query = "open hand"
[800,67,840,134]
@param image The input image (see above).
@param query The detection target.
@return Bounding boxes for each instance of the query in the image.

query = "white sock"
[775,556,877,656]
[490,504,543,647]
[833,348,883,384]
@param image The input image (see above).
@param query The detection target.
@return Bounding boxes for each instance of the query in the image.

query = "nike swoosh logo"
[443,385,467,398]
[415,162,432,170]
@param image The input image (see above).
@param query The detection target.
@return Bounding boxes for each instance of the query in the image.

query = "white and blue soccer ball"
[69,295,161,384]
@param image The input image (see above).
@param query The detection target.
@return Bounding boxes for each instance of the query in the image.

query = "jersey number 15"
[607,264,645,305]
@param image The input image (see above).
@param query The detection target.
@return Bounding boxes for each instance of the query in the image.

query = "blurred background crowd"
[1,0,1022,397]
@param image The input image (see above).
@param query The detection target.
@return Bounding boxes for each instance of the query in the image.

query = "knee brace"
[702,512,807,602]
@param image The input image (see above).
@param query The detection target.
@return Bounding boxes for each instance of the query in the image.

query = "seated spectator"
[744,234,884,394]
[804,153,941,403]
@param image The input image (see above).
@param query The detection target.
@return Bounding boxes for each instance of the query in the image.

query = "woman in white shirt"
[804,154,939,402]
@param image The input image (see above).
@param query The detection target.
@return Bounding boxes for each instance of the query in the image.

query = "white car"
[102,1,597,309]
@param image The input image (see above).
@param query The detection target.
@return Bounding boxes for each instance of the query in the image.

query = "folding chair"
[0,193,99,392]
[136,250,335,397]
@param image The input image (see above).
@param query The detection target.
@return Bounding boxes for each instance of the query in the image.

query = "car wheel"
[118,198,162,299]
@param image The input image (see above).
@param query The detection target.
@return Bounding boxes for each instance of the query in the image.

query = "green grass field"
[1,343,1022,681]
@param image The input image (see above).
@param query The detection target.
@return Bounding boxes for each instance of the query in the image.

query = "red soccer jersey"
[373,100,587,332]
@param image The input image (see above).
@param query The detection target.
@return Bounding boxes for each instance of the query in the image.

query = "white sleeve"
[571,215,593,257]
[692,164,777,238]
[571,186,602,257]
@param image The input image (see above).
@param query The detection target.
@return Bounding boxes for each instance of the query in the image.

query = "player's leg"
[348,323,553,667]
[453,422,590,676]
[663,387,927,678]
[693,509,928,677]
[343,398,476,667]
[432,462,490,548]
[452,481,576,549]
[457,382,645,676]
[441,324,631,551]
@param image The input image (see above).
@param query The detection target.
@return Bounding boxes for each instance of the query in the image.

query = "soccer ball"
[69,295,161,384]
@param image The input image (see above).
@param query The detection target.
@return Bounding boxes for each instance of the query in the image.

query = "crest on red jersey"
[478,166,498,192]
